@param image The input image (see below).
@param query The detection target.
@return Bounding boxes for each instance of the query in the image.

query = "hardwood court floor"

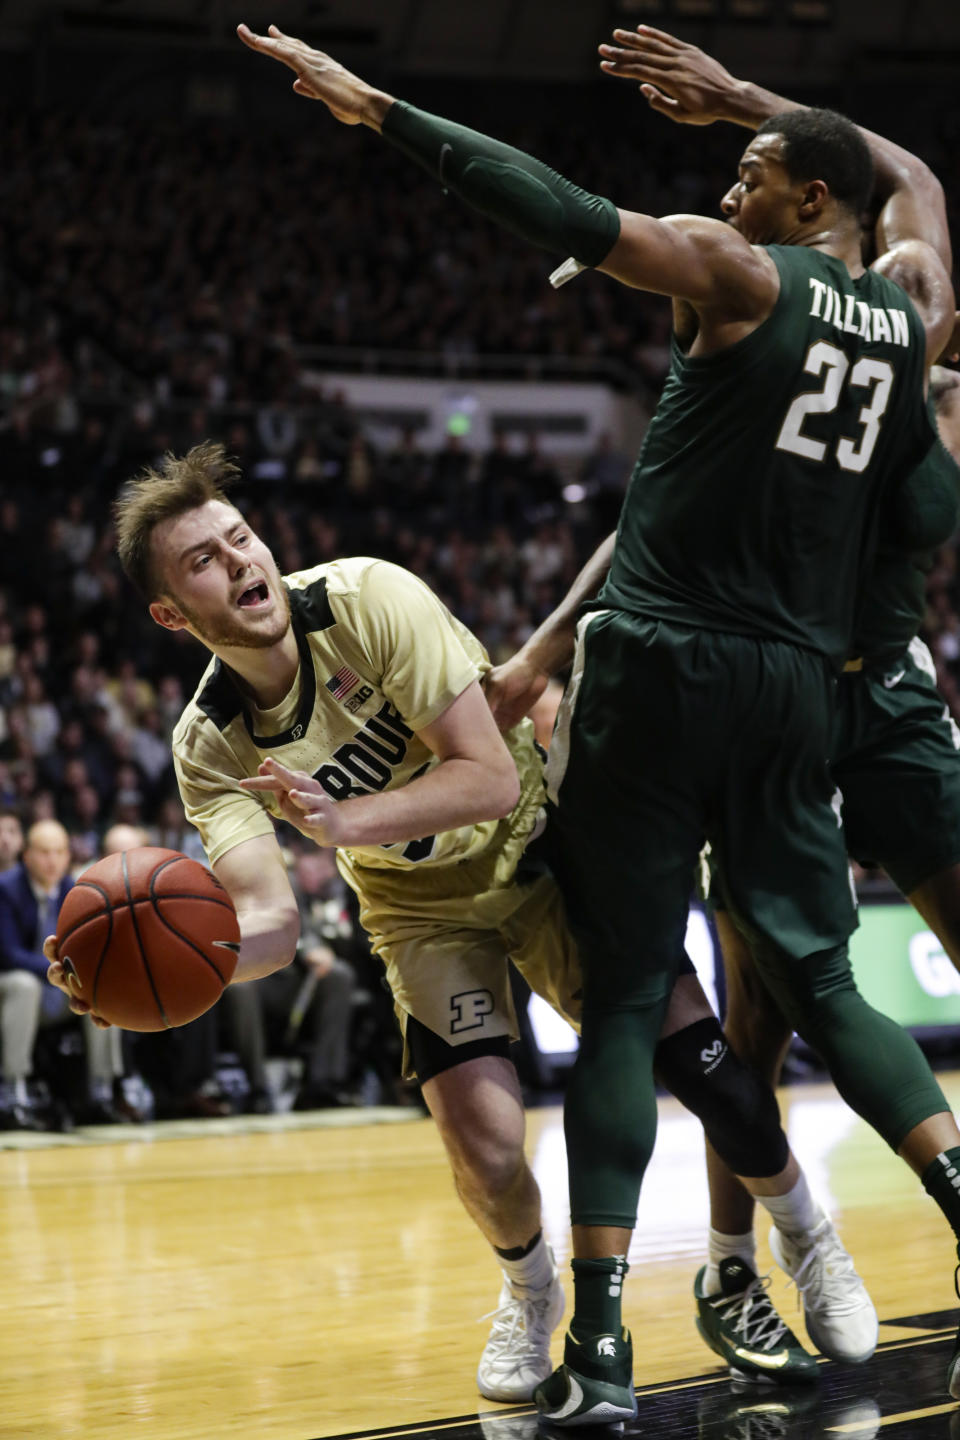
[3,1077,960,1439]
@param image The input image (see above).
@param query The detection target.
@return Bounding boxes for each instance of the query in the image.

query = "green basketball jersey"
[851,414,960,662]
[603,245,936,663]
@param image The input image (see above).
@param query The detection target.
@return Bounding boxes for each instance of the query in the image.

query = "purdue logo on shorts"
[450,989,494,1033]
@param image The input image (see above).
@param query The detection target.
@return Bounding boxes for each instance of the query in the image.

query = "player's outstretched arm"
[486,533,616,731]
[599,25,951,273]
[237,23,774,317]
[212,833,301,982]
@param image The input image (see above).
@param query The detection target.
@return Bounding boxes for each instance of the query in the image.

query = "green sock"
[570,1256,628,1341]
[921,1148,960,1251]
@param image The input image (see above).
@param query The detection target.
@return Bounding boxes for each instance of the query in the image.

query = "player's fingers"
[612,26,681,55]
[237,775,286,792]
[607,29,645,51]
[237,24,275,52]
[600,47,676,74]
[46,959,64,985]
[90,1014,113,1030]
[237,23,297,68]
[259,757,305,785]
[43,934,58,963]
[641,84,681,115]
[301,812,331,834]
[288,789,321,811]
[633,24,686,49]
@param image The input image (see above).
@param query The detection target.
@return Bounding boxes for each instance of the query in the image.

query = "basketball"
[54,848,241,1032]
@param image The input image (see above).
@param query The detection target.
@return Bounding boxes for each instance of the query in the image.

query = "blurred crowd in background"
[1,91,959,1129]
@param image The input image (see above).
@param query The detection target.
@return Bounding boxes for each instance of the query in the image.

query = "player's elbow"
[489,760,521,819]
[276,908,301,969]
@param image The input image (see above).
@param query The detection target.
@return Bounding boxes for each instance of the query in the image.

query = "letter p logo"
[450,989,495,1034]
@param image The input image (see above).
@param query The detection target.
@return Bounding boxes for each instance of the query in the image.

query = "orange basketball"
[55,848,240,1031]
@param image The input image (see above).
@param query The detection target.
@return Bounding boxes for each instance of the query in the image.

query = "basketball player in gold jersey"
[43,439,879,1401]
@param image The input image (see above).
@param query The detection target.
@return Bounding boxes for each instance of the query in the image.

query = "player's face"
[720,134,802,244]
[152,500,291,650]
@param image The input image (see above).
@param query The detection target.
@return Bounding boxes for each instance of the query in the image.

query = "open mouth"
[237,581,270,608]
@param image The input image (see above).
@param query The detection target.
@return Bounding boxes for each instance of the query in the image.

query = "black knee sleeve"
[654,1017,789,1179]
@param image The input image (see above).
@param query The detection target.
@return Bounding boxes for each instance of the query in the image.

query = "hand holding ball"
[55,849,240,1031]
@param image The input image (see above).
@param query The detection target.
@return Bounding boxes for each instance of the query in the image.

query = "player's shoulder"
[283,557,419,609]
[173,656,243,752]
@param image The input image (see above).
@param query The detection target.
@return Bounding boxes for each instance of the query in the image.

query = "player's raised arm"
[598,25,952,272]
[211,832,301,982]
[236,23,776,323]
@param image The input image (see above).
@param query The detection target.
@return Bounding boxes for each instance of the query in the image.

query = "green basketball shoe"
[695,1258,818,1385]
[533,1328,637,1426]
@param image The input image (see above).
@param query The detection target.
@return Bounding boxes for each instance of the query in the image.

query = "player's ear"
[798,179,828,221]
[149,597,188,632]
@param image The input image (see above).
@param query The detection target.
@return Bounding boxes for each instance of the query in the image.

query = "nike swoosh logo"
[734,1345,790,1368]
[541,1373,584,1420]
[883,670,906,688]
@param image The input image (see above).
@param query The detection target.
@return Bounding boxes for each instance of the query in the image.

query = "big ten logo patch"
[345,685,375,716]
[450,989,495,1034]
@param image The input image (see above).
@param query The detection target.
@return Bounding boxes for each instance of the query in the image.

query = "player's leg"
[687,918,877,1371]
[365,909,568,1406]
[409,1021,565,1403]
[657,965,874,1378]
[820,644,960,1392]
[535,611,711,1424]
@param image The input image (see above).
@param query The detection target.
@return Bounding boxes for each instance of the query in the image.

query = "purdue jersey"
[603,245,935,664]
[173,558,544,872]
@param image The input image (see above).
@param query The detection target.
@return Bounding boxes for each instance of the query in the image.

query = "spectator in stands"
[263,848,359,1110]
[0,811,23,873]
[0,818,126,1127]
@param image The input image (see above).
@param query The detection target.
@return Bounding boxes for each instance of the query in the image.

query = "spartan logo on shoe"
[596,1338,617,1357]
[701,1038,727,1073]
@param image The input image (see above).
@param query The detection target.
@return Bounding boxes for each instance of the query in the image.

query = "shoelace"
[478,1288,554,1365]
[783,1226,863,1315]
[712,1274,789,1352]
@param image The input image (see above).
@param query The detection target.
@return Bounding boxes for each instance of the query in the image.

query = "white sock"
[704,1227,757,1294]
[497,1233,555,1294]
[759,1173,824,1237]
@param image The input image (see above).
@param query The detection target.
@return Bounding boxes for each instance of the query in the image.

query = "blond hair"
[113,442,241,599]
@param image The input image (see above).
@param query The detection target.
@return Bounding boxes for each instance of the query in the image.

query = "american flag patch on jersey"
[326,665,360,700]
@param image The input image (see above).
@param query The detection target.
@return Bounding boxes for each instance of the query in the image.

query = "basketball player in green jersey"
[490,371,960,1382]
[595,24,960,1391]
[233,21,960,1422]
